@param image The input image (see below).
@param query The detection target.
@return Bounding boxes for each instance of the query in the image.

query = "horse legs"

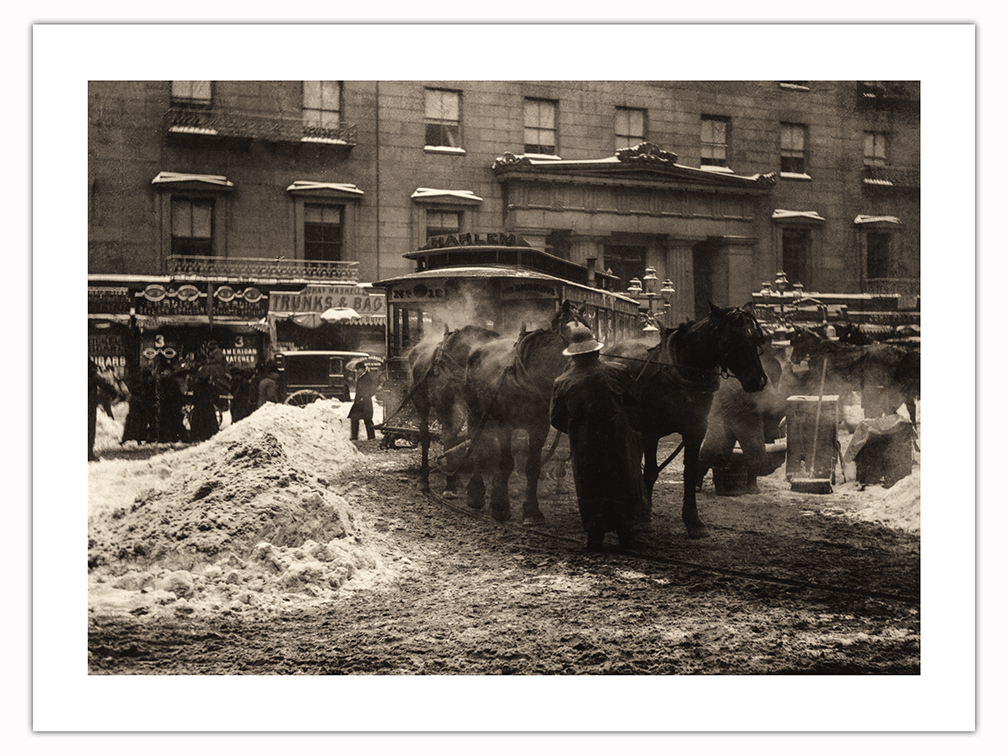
[520,422,548,524]
[681,436,710,539]
[737,425,768,494]
[489,426,514,522]
[640,434,659,525]
[417,409,431,492]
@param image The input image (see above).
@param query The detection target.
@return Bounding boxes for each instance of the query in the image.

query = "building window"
[866,232,892,279]
[781,228,810,287]
[170,197,214,257]
[780,123,807,174]
[425,209,461,243]
[424,89,461,148]
[701,116,730,168]
[603,245,645,290]
[171,81,212,108]
[864,132,887,167]
[524,98,557,155]
[304,204,344,261]
[303,81,341,129]
[615,107,646,151]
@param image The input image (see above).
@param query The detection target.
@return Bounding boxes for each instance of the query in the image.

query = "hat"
[562,324,603,356]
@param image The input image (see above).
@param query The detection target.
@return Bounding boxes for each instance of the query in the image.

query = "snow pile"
[849,466,921,533]
[88,400,404,620]
[93,404,127,451]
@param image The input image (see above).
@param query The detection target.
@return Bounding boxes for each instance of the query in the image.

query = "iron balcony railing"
[166,255,359,283]
[863,277,921,299]
[862,165,921,189]
[165,107,357,146]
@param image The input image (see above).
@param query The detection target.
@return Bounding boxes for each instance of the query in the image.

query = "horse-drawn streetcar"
[370,236,643,447]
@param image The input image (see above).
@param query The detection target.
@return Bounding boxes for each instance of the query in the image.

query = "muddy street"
[88,427,920,676]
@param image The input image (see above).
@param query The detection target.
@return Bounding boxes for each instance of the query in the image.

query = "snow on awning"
[151,171,234,189]
[320,307,360,323]
[854,214,903,225]
[411,187,483,204]
[286,180,364,198]
[772,209,826,223]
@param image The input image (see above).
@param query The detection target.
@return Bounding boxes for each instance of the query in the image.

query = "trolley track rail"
[423,487,920,607]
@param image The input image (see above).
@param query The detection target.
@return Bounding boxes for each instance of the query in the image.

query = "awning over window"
[151,172,234,191]
[854,214,902,225]
[772,209,826,223]
[411,187,483,205]
[286,180,364,199]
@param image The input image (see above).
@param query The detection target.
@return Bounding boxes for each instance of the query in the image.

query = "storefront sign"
[134,287,268,318]
[269,284,386,316]
[501,281,558,300]
[88,331,128,372]
[88,286,131,315]
[222,347,259,366]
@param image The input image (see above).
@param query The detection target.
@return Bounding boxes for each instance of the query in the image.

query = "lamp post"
[628,266,675,336]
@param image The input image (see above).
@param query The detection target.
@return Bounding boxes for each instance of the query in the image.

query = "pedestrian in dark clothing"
[154,356,189,443]
[121,368,156,444]
[348,361,382,441]
[188,371,220,442]
[88,358,120,461]
[256,363,280,408]
[549,325,645,552]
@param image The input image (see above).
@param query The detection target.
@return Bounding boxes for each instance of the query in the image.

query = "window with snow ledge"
[780,172,812,181]
[425,88,462,150]
[779,82,810,91]
[423,145,466,155]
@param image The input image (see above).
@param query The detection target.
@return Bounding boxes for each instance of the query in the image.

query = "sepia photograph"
[30,21,977,736]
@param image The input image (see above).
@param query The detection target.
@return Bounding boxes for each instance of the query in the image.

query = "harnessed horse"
[790,326,920,431]
[461,302,587,524]
[604,302,768,539]
[406,324,501,493]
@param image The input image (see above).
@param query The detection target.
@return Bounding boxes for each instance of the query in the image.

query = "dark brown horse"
[462,302,586,524]
[407,324,501,493]
[604,303,768,538]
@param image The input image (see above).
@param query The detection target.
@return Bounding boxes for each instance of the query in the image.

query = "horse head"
[708,302,768,393]
[550,299,593,343]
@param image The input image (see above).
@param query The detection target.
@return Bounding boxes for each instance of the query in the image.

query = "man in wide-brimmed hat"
[549,324,645,552]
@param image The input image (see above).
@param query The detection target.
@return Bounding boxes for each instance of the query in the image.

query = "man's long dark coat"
[549,357,645,535]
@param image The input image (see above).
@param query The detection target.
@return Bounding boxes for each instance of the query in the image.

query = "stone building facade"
[88,79,919,360]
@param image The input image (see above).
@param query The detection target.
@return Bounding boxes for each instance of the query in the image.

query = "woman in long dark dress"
[155,358,189,443]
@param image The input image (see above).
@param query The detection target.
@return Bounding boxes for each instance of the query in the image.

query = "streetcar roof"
[372,266,640,305]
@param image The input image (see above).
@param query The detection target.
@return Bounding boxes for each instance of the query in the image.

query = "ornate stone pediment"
[615,141,678,165]
[491,152,531,171]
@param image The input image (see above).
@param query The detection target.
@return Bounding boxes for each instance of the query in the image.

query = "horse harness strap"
[511,347,553,408]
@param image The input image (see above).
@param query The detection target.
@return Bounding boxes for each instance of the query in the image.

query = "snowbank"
[88,400,403,620]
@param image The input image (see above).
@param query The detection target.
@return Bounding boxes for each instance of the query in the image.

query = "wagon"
[274,350,371,406]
